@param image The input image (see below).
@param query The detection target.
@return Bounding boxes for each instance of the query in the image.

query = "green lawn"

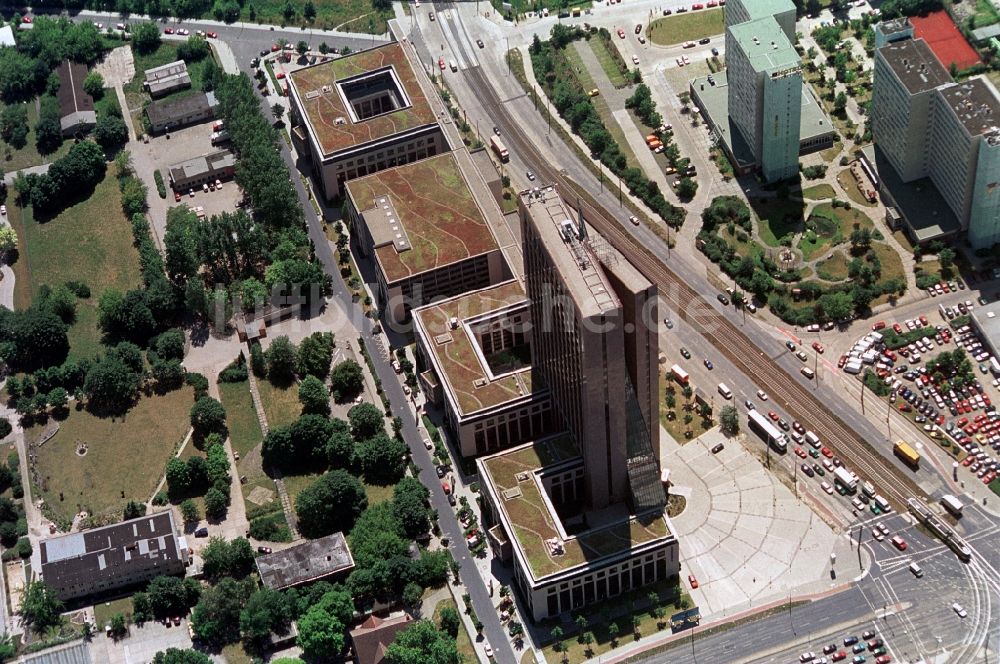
[215,0,390,32]
[974,0,1000,28]
[218,380,263,459]
[753,198,806,247]
[0,100,74,173]
[282,471,322,508]
[256,378,301,429]
[798,229,829,261]
[871,241,906,284]
[816,251,850,281]
[566,42,599,92]
[811,202,875,237]
[538,579,689,662]
[433,598,477,664]
[587,36,628,88]
[648,9,724,46]
[7,174,142,359]
[94,597,133,627]
[802,183,836,200]
[31,386,195,526]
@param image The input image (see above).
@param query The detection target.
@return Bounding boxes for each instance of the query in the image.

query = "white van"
[717,383,732,400]
[805,431,821,449]
[909,561,923,577]
[801,367,815,379]
[449,60,458,72]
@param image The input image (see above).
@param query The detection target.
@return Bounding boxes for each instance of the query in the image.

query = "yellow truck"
[894,440,920,468]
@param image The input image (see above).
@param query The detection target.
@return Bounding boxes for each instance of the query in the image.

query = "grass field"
[216,0,390,32]
[973,0,1000,28]
[0,100,74,173]
[433,599,477,664]
[7,174,142,359]
[836,168,878,207]
[94,597,133,627]
[256,378,301,429]
[753,198,806,247]
[123,43,221,128]
[31,387,194,525]
[659,375,713,444]
[816,251,850,281]
[586,36,629,88]
[802,183,836,200]
[218,380,263,459]
[648,9,724,46]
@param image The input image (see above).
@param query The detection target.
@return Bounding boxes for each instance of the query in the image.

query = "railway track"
[464,64,927,508]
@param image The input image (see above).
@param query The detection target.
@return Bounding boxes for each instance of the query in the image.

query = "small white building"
[0,25,16,48]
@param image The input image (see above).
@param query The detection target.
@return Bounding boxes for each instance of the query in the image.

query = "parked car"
[257,546,272,554]
[688,574,699,589]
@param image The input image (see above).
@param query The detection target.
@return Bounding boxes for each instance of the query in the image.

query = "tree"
[834,91,848,113]
[297,332,334,378]
[348,402,383,440]
[201,537,255,580]
[304,0,316,20]
[152,650,212,664]
[817,291,853,322]
[438,606,460,638]
[719,405,739,436]
[329,359,364,399]
[131,21,162,54]
[180,498,200,524]
[608,621,620,644]
[676,177,697,200]
[109,613,128,638]
[83,71,105,99]
[123,500,147,520]
[356,433,407,484]
[384,620,460,664]
[298,375,330,415]
[4,307,69,371]
[205,487,228,518]
[265,336,298,383]
[295,470,367,538]
[296,606,345,658]
[97,289,156,345]
[239,588,291,644]
[939,247,956,269]
[19,581,63,632]
[190,396,227,435]
[392,477,430,538]
[94,113,128,150]
[83,352,139,413]
[1,105,29,149]
[34,96,62,155]
[164,206,200,285]
[190,577,254,645]
[145,576,199,619]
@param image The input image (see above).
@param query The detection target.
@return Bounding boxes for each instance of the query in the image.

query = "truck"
[670,364,689,386]
[834,466,857,493]
[210,130,230,146]
[941,494,964,517]
[893,440,920,468]
[490,135,509,162]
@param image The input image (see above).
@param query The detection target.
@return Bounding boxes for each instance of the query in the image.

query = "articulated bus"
[748,410,787,453]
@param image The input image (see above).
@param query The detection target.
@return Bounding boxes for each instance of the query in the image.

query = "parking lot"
[834,288,1000,494]
[131,122,243,241]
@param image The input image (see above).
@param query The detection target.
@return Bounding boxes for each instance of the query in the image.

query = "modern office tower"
[872,38,951,183]
[871,32,1000,247]
[518,187,660,511]
[724,0,802,182]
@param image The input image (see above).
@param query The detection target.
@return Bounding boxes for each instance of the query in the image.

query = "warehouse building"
[146,92,218,134]
[144,60,192,97]
[168,149,236,191]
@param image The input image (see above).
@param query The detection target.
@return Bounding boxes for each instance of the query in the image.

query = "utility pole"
[506,37,510,76]
[814,350,818,388]
[860,377,866,414]
[618,175,623,207]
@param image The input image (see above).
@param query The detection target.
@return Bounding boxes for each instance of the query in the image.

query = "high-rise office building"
[724,0,802,182]
[872,33,1000,247]
[520,188,660,510]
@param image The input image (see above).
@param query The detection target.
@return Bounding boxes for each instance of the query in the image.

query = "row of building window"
[473,406,553,454]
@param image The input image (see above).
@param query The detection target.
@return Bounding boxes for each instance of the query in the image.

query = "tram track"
[463,63,927,508]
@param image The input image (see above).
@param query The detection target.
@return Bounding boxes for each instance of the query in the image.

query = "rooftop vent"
[515,472,529,482]
[473,378,488,388]
[334,117,346,125]
[322,84,332,94]
[305,90,320,100]
[449,317,459,330]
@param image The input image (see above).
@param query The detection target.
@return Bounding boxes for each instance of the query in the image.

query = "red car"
[617,28,626,38]
[838,355,847,368]
[919,315,928,326]
[812,342,825,354]
[21,15,32,23]
[832,653,847,662]
[891,535,907,551]
[174,191,181,202]
[893,323,903,334]
[688,574,699,589]
[768,411,779,422]
[206,31,218,38]
[692,3,704,8]
[441,481,451,494]
[875,656,892,664]
[873,321,886,331]
[821,447,833,458]
[438,57,446,70]
[271,43,281,51]
[164,27,174,34]
[795,447,807,459]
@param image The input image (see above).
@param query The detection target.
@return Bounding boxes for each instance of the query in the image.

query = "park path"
[245,369,299,539]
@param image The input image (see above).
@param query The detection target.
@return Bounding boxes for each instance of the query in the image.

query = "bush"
[153,170,167,199]
[218,356,248,383]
